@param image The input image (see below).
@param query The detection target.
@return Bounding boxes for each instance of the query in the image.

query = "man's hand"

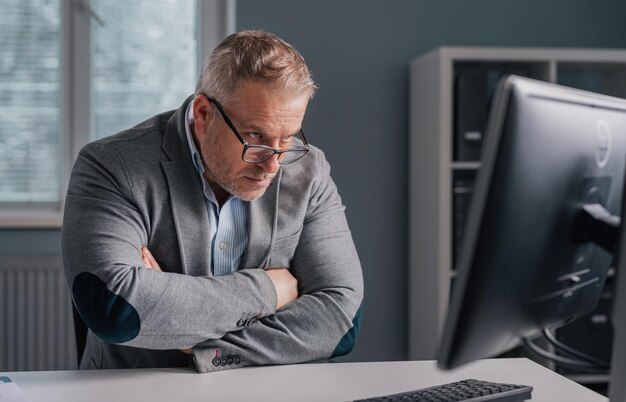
[265,268,298,310]
[141,246,162,272]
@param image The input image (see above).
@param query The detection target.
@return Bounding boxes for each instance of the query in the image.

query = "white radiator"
[0,255,77,371]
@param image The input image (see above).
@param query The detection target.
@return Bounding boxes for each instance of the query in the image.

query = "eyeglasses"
[204,95,310,165]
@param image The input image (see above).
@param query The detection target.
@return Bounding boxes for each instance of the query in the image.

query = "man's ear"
[193,95,214,136]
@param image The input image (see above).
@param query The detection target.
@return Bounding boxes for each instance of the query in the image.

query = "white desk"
[1,358,607,401]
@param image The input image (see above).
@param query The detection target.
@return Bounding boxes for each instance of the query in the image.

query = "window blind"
[0,0,62,203]
[91,0,198,140]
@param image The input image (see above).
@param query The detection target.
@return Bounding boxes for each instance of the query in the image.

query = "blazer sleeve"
[192,151,364,372]
[62,142,278,350]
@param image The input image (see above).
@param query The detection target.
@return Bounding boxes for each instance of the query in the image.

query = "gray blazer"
[62,97,364,372]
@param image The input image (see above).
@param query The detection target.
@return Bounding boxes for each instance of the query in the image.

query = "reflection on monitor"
[438,75,626,375]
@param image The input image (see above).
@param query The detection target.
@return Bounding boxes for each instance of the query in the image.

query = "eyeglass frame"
[203,95,310,165]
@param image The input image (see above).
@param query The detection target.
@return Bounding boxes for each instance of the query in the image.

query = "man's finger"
[141,247,163,272]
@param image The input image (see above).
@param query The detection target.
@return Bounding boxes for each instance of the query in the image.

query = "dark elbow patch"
[331,303,363,358]
[72,272,140,344]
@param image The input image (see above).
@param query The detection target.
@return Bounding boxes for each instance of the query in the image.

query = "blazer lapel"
[240,170,282,269]
[160,97,212,277]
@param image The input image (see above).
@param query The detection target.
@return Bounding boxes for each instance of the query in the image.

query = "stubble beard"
[203,137,276,202]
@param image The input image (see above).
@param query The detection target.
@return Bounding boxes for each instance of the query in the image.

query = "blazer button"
[212,357,221,367]
[227,355,234,365]
[237,319,245,327]
[234,355,242,364]
[220,357,228,366]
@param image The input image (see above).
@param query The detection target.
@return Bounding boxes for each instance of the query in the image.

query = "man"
[62,30,364,373]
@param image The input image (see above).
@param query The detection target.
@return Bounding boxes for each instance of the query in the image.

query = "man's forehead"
[237,116,304,139]
[225,85,308,132]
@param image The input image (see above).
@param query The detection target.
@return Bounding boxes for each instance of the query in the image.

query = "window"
[91,0,197,139]
[0,0,62,205]
[0,0,230,227]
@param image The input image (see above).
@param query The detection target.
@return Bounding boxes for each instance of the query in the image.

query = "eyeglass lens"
[243,146,309,164]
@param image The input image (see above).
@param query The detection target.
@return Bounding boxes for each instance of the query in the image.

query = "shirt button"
[219,242,227,250]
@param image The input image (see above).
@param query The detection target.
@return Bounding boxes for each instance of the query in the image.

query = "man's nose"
[257,153,281,173]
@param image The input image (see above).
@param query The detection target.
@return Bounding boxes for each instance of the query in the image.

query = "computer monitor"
[437,75,626,384]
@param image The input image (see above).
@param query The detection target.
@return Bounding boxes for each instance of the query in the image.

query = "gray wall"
[236,0,626,362]
[3,0,626,364]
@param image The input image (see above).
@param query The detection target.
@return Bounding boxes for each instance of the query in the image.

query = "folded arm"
[63,142,279,350]
[191,153,364,372]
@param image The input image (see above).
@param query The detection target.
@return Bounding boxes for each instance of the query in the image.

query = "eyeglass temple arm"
[204,95,246,144]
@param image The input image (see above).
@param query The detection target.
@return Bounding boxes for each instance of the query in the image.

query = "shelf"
[452,162,481,170]
[565,374,610,385]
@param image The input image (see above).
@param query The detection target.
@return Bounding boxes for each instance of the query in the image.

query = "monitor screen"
[438,75,626,371]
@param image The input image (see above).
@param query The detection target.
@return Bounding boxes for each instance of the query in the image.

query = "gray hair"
[195,30,317,104]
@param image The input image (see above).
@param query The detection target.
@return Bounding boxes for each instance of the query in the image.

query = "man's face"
[193,81,309,201]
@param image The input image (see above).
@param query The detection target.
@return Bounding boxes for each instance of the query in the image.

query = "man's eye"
[281,136,294,143]
[247,132,262,140]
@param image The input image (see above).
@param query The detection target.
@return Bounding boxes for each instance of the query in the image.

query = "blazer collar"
[162,95,194,161]
[161,96,211,276]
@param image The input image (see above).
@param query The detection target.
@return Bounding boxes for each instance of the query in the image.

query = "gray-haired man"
[63,30,363,373]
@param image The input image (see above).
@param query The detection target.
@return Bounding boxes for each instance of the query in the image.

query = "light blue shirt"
[184,103,249,277]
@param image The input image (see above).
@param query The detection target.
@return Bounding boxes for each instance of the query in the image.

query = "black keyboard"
[354,378,532,402]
